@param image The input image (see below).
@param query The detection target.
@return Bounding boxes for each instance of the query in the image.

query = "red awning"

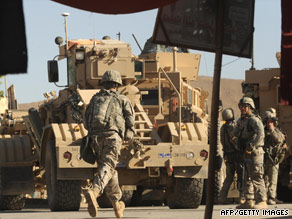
[52,0,178,14]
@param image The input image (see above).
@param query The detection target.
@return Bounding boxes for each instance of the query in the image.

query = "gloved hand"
[124,129,134,141]
[245,144,253,155]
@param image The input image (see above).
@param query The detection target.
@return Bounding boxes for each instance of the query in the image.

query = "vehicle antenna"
[62,12,70,51]
[132,34,142,53]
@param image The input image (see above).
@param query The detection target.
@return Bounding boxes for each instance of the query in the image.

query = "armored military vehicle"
[0,86,34,210]
[0,25,211,212]
[38,33,210,209]
[242,53,292,202]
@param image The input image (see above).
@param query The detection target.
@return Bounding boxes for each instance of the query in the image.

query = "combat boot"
[275,198,284,204]
[236,199,254,209]
[84,187,101,218]
[112,201,125,218]
[267,198,276,205]
[254,201,268,209]
[239,197,246,204]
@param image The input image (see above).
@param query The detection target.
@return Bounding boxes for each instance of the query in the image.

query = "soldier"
[234,97,267,209]
[83,70,135,218]
[263,110,285,205]
[218,108,241,204]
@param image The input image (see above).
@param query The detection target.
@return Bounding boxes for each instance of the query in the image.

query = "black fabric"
[0,0,27,74]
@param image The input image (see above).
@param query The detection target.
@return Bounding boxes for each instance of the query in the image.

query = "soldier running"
[83,70,135,218]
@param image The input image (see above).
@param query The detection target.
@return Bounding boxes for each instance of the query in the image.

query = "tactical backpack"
[84,90,121,132]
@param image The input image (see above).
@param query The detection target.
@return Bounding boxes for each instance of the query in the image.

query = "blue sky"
[3,0,281,104]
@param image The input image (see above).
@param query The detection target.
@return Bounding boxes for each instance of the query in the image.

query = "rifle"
[237,160,245,191]
[264,146,277,167]
[276,132,289,163]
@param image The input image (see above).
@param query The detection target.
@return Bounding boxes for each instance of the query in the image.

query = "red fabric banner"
[52,0,177,14]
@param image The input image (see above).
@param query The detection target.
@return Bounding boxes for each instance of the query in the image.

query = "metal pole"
[4,76,7,97]
[204,1,225,219]
[132,34,143,53]
[62,12,70,50]
[173,47,178,72]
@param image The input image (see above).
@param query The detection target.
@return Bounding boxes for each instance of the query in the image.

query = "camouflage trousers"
[264,159,279,200]
[91,132,122,202]
[219,162,236,202]
[243,147,267,202]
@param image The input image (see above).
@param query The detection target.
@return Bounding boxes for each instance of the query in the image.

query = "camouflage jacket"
[85,89,135,139]
[234,114,265,151]
[264,127,283,158]
[220,120,238,154]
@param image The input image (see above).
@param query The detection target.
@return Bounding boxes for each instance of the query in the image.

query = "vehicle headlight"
[186,152,194,159]
[76,49,85,61]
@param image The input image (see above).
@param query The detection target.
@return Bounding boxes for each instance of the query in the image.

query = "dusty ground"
[1,204,291,219]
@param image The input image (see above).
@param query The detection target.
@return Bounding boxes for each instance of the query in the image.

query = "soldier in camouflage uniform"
[218,108,241,204]
[84,70,135,218]
[234,97,267,209]
[263,110,284,205]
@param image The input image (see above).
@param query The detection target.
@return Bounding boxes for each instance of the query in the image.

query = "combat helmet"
[238,97,255,109]
[267,108,277,118]
[100,70,122,86]
[222,108,234,121]
[263,110,277,123]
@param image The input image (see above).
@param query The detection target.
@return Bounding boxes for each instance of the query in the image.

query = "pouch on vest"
[80,135,95,164]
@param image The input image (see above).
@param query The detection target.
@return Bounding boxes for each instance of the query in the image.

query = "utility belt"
[239,141,263,152]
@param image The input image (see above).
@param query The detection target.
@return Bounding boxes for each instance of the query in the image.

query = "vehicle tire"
[1,195,26,210]
[166,178,203,209]
[129,186,143,206]
[45,140,81,211]
[0,168,26,210]
[97,193,111,208]
[97,189,134,208]
[121,190,133,206]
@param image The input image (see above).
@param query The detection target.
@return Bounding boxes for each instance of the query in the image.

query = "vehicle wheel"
[97,193,112,208]
[0,168,26,210]
[130,186,143,206]
[98,189,134,208]
[46,140,81,211]
[1,195,26,210]
[166,178,203,209]
[121,190,133,206]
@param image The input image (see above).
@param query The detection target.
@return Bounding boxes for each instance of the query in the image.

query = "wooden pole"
[204,0,225,218]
